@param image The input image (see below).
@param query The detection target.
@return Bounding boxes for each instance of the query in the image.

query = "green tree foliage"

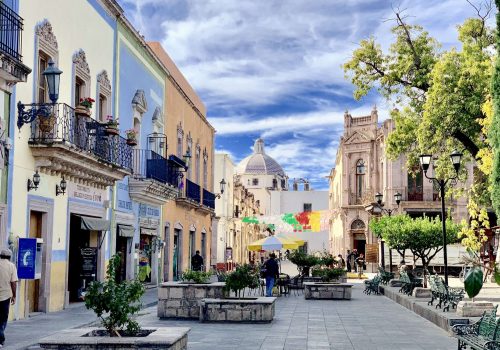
[369,215,461,285]
[84,255,145,337]
[223,264,260,298]
[180,270,212,284]
[492,0,500,218]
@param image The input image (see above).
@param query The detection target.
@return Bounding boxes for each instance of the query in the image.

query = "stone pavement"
[2,287,159,350]
[138,281,456,350]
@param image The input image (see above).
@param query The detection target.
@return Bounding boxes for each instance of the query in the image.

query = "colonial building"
[212,153,262,268]
[149,43,216,281]
[329,107,471,270]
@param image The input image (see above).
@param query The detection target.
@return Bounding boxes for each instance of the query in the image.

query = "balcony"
[0,2,31,83]
[407,192,424,201]
[198,188,216,215]
[349,190,374,206]
[26,103,132,188]
[176,178,201,209]
[129,149,180,205]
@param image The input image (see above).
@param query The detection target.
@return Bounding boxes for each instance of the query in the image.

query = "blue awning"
[168,155,187,169]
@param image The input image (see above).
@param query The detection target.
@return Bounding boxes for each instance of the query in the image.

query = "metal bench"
[363,275,381,295]
[428,274,464,312]
[452,306,499,350]
[398,271,422,296]
[377,267,395,285]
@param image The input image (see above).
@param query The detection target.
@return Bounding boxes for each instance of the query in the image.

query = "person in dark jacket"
[191,250,204,271]
[263,253,279,297]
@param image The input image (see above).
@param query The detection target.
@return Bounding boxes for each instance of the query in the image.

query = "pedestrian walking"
[191,250,204,271]
[355,253,366,279]
[337,254,346,269]
[0,248,17,348]
[346,250,351,272]
[263,253,279,297]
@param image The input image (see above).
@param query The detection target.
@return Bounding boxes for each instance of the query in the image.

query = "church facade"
[328,108,470,271]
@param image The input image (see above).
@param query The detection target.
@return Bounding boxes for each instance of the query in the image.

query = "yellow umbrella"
[247,236,300,251]
[275,234,305,246]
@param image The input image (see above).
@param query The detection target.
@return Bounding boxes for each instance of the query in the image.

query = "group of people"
[346,249,366,275]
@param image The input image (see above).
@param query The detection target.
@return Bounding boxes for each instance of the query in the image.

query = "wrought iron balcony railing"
[203,189,215,209]
[26,103,132,170]
[186,179,200,203]
[0,1,23,61]
[132,149,178,187]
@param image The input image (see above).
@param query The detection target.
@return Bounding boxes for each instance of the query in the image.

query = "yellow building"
[149,43,216,280]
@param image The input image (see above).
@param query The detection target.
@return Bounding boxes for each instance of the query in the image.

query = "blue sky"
[117,0,488,190]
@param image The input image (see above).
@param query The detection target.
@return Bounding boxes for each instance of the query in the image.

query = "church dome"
[237,139,285,175]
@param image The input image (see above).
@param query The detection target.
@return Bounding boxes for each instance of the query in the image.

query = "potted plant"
[75,97,95,117]
[104,115,119,136]
[38,254,190,348]
[84,254,144,337]
[125,129,138,146]
[223,264,260,298]
[38,112,56,133]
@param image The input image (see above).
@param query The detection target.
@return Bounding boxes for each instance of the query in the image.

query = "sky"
[116,0,490,190]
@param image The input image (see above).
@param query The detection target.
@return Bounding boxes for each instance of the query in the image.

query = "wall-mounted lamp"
[27,170,41,192]
[183,149,192,169]
[215,178,227,199]
[56,176,67,196]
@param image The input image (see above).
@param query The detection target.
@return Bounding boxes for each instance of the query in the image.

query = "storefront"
[137,203,161,284]
[66,183,109,303]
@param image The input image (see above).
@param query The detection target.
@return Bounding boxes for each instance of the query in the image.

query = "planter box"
[456,301,496,317]
[39,327,190,350]
[305,274,347,283]
[200,297,276,323]
[304,282,353,300]
[158,282,225,319]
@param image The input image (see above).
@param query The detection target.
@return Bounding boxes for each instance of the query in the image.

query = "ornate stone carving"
[97,70,111,93]
[351,219,365,230]
[72,49,90,76]
[131,89,147,113]
[35,20,58,51]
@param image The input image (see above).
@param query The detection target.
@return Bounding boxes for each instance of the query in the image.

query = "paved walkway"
[138,281,456,350]
[3,287,159,350]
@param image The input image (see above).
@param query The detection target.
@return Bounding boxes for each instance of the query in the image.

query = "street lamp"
[369,192,401,272]
[214,178,227,199]
[419,150,462,285]
[18,59,63,130]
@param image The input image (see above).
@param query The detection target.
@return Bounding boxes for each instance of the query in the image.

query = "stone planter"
[456,301,496,317]
[74,105,91,117]
[200,297,276,323]
[126,138,138,146]
[38,327,190,349]
[158,281,225,319]
[304,282,353,300]
[305,274,347,283]
[105,127,119,136]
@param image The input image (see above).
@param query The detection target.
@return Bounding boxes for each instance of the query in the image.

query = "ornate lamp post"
[18,59,62,130]
[215,178,226,199]
[369,192,402,272]
[419,150,462,285]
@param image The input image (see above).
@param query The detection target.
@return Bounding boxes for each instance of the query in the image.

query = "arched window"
[351,219,365,230]
[35,20,59,104]
[356,159,365,199]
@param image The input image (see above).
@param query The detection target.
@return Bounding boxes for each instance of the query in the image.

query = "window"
[189,230,195,264]
[252,178,259,186]
[195,145,201,184]
[176,124,183,158]
[203,149,208,189]
[37,52,49,103]
[72,49,91,107]
[234,205,239,218]
[74,77,85,107]
[187,134,192,180]
[272,179,277,189]
[281,179,286,189]
[303,203,312,212]
[98,94,107,122]
[407,168,423,201]
[356,159,365,198]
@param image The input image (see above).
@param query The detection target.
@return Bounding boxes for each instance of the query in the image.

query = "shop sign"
[68,183,106,204]
[365,243,378,263]
[117,181,133,212]
[80,247,97,278]
[17,238,37,279]
[139,203,160,218]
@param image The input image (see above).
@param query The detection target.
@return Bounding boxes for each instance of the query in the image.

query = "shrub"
[319,251,336,267]
[224,264,260,297]
[180,270,212,284]
[311,267,345,282]
[84,254,145,337]
[289,250,320,276]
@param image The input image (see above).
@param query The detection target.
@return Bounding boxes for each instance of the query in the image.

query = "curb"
[379,285,471,332]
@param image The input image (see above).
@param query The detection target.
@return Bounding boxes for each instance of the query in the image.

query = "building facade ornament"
[97,70,111,93]
[131,89,147,113]
[72,49,90,77]
[35,20,58,52]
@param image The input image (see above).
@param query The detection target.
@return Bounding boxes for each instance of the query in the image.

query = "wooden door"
[28,211,42,313]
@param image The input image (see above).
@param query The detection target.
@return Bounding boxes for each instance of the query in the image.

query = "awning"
[140,227,158,236]
[80,216,110,231]
[168,155,187,169]
[118,224,135,238]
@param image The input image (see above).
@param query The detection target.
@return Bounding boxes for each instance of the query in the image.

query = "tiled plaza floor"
[138,281,456,350]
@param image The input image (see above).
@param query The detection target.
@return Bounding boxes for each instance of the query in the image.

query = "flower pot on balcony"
[74,104,91,117]
[105,126,119,136]
[126,138,137,146]
[38,114,56,133]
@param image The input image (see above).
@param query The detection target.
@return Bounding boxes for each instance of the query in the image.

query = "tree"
[492,0,500,221]
[370,215,461,286]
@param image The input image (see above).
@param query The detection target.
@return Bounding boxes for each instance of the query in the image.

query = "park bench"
[363,274,381,295]
[398,271,422,296]
[427,273,465,312]
[452,306,500,350]
[377,266,395,285]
